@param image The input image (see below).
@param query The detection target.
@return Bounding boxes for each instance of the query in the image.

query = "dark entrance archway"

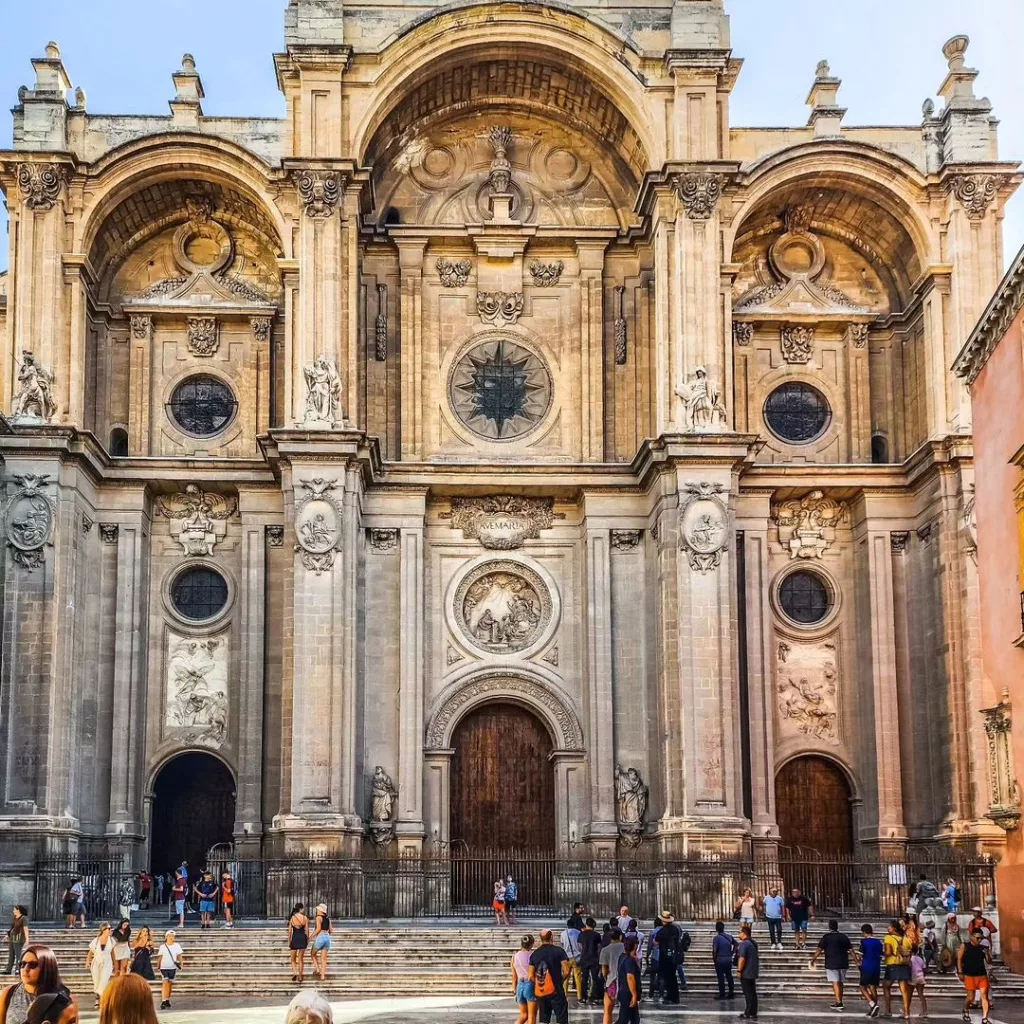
[450,702,555,907]
[150,752,235,876]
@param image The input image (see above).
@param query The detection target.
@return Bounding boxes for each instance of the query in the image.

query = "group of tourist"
[287,904,334,984]
[492,876,519,925]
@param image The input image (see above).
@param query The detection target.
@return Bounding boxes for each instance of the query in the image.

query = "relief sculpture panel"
[453,560,553,655]
[775,637,840,744]
[165,631,229,746]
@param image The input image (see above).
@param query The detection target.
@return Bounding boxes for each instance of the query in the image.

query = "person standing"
[909,948,928,1020]
[492,881,507,926]
[170,873,187,930]
[616,935,642,1024]
[737,923,760,1021]
[967,909,997,952]
[942,879,960,915]
[116,878,135,925]
[559,923,582,1002]
[137,873,151,912]
[784,889,813,950]
[712,921,736,1000]
[655,911,681,1005]
[85,923,115,1010]
[64,880,85,930]
[735,889,757,929]
[957,930,991,1024]
[129,927,155,982]
[156,930,184,1011]
[578,917,603,1005]
[287,904,309,984]
[882,920,912,1020]
[567,906,586,932]
[110,921,132,978]
[599,928,624,1024]
[194,872,218,930]
[310,905,332,982]
[762,888,784,951]
[810,919,852,1011]
[153,874,165,911]
[512,934,538,1024]
[220,872,235,928]
[615,907,632,933]
[98,973,158,1024]
[505,876,519,926]
[1,945,70,1024]
[856,924,883,1018]
[528,929,570,1024]
[6,908,29,977]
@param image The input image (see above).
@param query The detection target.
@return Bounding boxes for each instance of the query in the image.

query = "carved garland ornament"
[679,481,729,574]
[613,285,628,365]
[17,162,64,210]
[4,473,56,572]
[426,673,583,750]
[437,258,472,288]
[294,169,341,218]
[529,261,564,286]
[676,172,724,221]
[441,495,564,550]
[375,283,388,362]
[981,690,1021,830]
[454,559,552,654]
[293,477,343,575]
[948,174,1004,221]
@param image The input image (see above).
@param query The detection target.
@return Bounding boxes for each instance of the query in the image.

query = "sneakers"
[159,1001,170,1010]
[869,1004,880,1018]
[830,1003,845,1012]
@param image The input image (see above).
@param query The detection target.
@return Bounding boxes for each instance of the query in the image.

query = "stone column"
[128,315,153,454]
[552,750,586,852]
[575,241,607,461]
[397,239,428,459]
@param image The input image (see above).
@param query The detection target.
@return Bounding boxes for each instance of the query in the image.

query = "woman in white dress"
[84,922,115,1008]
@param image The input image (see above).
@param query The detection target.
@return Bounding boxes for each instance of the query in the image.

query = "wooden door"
[450,702,555,851]
[775,756,853,854]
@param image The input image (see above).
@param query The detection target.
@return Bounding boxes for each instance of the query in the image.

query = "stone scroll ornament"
[3,473,56,572]
[679,481,729,574]
[615,765,649,848]
[11,351,56,423]
[676,366,727,433]
[369,765,398,848]
[676,172,724,221]
[293,477,342,575]
[156,483,238,557]
[17,162,64,210]
[302,355,343,426]
[948,173,1004,221]
[294,169,341,218]
[477,291,524,326]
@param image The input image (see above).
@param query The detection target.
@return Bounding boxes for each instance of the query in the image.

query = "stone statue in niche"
[676,366,727,432]
[615,765,649,846]
[371,766,398,822]
[302,354,343,426]
[11,351,56,423]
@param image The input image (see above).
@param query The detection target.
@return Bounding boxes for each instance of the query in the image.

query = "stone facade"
[0,4,1019,886]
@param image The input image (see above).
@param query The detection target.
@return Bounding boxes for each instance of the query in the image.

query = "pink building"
[955,246,1024,970]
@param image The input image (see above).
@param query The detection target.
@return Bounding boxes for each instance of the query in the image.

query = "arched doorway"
[775,756,854,854]
[150,752,236,876]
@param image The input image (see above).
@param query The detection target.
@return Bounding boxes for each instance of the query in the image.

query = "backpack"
[534,956,555,997]
[679,931,692,953]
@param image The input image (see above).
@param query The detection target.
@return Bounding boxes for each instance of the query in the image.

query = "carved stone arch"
[426,668,584,750]
[145,744,237,800]
[774,749,862,805]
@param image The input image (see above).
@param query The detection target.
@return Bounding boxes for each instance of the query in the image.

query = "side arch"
[426,668,584,751]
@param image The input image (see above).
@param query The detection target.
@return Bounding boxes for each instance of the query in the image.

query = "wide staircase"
[29,919,1024,1004]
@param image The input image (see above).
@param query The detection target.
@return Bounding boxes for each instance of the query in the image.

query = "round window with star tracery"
[447,337,552,441]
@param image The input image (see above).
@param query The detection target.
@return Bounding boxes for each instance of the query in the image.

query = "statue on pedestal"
[615,764,648,847]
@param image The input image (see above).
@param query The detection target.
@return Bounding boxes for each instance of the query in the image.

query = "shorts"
[516,979,536,1004]
[885,964,911,983]
[859,970,880,989]
[605,980,618,1000]
[826,969,847,984]
[199,900,215,913]
[505,899,517,910]
[792,919,809,932]
[161,968,177,981]
[113,943,131,962]
[964,975,989,993]
[740,916,755,925]
[493,900,505,911]
[174,900,185,915]
[313,933,332,952]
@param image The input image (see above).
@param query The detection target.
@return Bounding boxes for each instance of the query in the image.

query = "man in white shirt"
[158,929,185,1011]
[560,924,583,1000]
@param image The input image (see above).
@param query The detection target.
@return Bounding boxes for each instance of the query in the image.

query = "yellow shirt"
[883,934,909,966]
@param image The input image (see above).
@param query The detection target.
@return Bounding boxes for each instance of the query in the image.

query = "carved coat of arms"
[293,477,343,575]
[4,474,56,572]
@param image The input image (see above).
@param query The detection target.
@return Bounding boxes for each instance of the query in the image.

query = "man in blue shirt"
[711,920,737,999]
[762,886,785,950]
[857,923,884,1018]
[737,924,760,1021]
[505,875,519,925]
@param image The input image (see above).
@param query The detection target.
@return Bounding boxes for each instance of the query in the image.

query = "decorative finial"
[181,53,197,73]
[45,41,61,60]
[815,59,830,78]
[74,86,87,111]
[921,98,935,120]
[942,35,969,71]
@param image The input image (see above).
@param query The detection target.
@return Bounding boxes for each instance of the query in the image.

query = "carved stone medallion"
[4,473,55,572]
[454,560,551,655]
[293,477,342,575]
[679,481,729,573]
[442,495,563,550]
[156,484,237,557]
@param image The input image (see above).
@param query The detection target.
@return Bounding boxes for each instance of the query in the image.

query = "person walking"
[909,948,928,1020]
[957,930,991,1024]
[942,880,960,915]
[116,878,135,923]
[492,881,508,926]
[616,935,642,1024]
[5,909,29,977]
[511,934,538,1024]
[137,873,151,912]
[62,880,85,930]
[882,920,912,1020]
[194,871,218,930]
[310,905,332,982]
[156,930,184,1011]
[762,888,784,950]
[655,911,681,1005]
[599,928,624,1024]
[735,889,757,929]
[558,923,582,1001]
[810,918,852,1011]
[856,924,883,1018]
[220,871,235,928]
[712,921,736,1001]
[288,904,309,984]
[941,914,963,974]
[578,917,603,1004]
[85,923,115,1010]
[967,909,997,952]
[737,923,760,1021]
[25,992,78,1024]
[170,873,187,930]
[128,928,154,982]
[0,945,69,1024]
[153,874,164,910]
[110,921,131,978]
[784,889,813,950]
[98,973,158,1024]
[505,876,519,926]
[921,920,938,973]
[615,908,632,934]
[528,929,570,1024]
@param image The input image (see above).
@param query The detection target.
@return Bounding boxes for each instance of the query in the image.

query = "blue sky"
[2,0,1023,272]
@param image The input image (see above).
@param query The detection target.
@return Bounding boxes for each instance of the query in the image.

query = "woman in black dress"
[287,904,308,984]
[129,927,155,982]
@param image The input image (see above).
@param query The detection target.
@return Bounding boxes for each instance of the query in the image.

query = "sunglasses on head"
[19,959,40,970]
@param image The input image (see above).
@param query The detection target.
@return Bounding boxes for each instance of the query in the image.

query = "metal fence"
[34,848,996,922]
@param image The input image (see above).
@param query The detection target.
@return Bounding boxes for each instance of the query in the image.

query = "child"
[910,950,928,1019]
[857,923,883,1018]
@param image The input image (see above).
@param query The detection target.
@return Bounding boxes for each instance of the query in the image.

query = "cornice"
[954,242,1024,385]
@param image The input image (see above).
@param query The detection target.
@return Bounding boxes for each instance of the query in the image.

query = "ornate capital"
[437,258,472,288]
[610,529,642,552]
[129,314,153,340]
[781,324,815,364]
[846,323,869,349]
[293,169,341,218]
[948,174,1004,221]
[187,316,218,357]
[250,316,273,343]
[890,531,910,553]
[266,525,284,547]
[529,261,564,287]
[17,162,64,211]
[675,172,724,221]
[99,523,119,544]
[733,322,753,347]
[368,527,399,552]
[477,290,524,326]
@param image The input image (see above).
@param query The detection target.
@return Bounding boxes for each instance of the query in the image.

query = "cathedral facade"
[0,0,1020,888]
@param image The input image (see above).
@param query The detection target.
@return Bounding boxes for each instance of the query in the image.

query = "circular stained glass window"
[448,337,552,441]
[778,570,831,625]
[171,566,229,621]
[763,382,831,444]
[168,376,237,437]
